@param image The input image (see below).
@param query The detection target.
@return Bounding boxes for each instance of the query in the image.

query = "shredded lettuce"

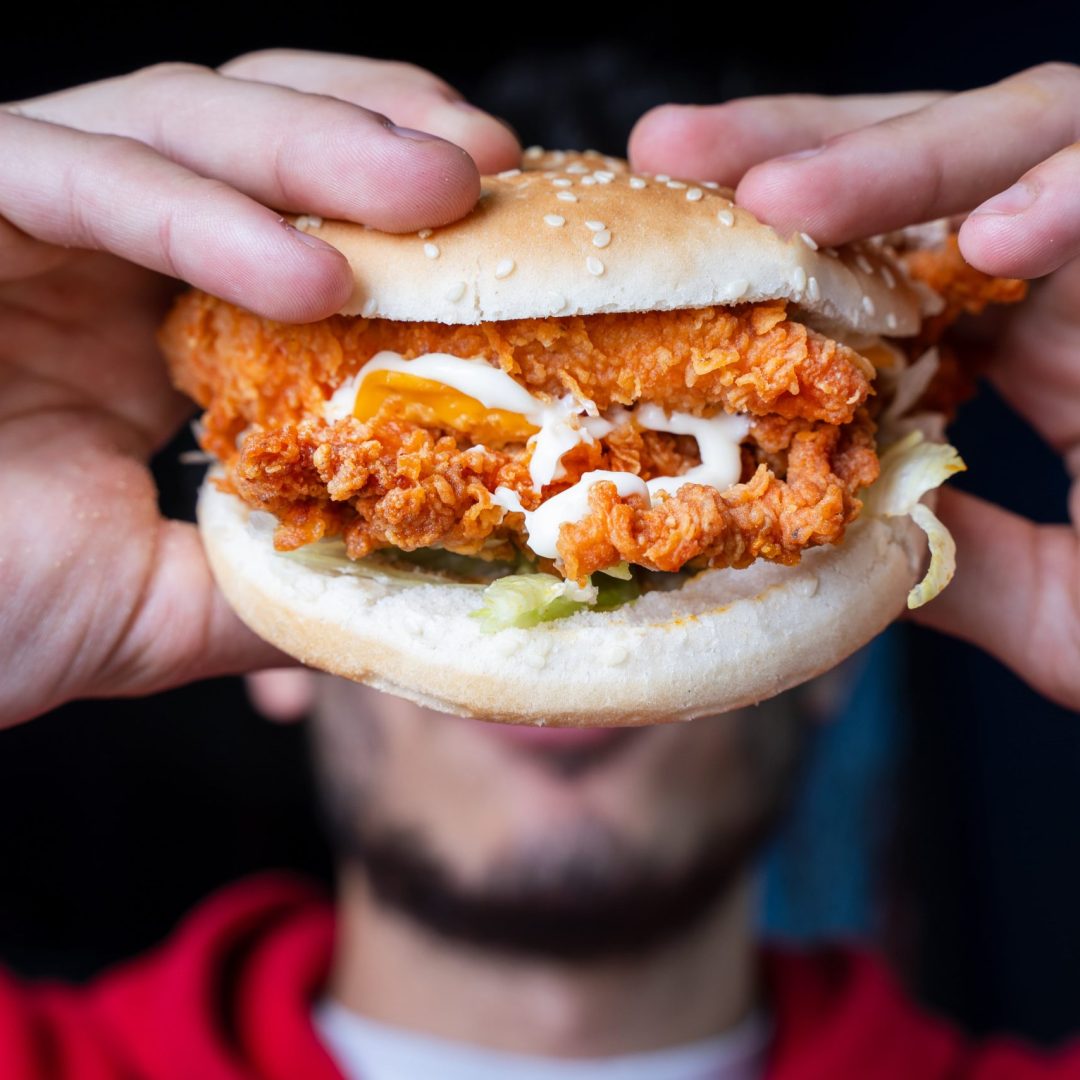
[907,503,957,609]
[281,539,642,629]
[881,347,940,426]
[283,540,510,587]
[864,430,966,608]
[470,575,598,631]
[593,572,642,611]
[470,569,644,631]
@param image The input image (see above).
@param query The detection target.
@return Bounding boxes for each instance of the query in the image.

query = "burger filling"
[159,245,1019,626]
[163,297,878,582]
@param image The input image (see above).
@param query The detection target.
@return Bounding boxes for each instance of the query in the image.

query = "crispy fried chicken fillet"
[899,235,1029,417]
[162,291,880,578]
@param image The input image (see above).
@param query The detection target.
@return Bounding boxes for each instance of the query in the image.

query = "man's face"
[311,680,805,959]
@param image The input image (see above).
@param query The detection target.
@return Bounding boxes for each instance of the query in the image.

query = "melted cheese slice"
[327,351,608,491]
[353,369,539,445]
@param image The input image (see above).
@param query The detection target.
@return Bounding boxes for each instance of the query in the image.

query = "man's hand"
[0,51,520,726]
[630,64,1080,710]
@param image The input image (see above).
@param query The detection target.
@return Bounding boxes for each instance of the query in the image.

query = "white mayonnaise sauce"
[492,472,649,560]
[326,351,608,490]
[634,403,750,498]
[327,351,750,564]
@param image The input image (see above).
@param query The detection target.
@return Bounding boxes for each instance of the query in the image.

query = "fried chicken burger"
[160,148,1023,726]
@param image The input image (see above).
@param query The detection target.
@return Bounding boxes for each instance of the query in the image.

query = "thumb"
[92,520,294,702]
[909,487,1080,711]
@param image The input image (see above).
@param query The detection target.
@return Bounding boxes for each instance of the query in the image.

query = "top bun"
[292,148,927,337]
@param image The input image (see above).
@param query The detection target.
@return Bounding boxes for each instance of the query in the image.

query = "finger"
[245,669,316,722]
[628,92,942,185]
[11,62,483,231]
[910,488,1080,712]
[959,142,1080,279]
[0,110,352,321]
[93,521,298,702]
[219,49,521,175]
[0,215,69,280]
[950,259,1080,456]
[735,63,1080,246]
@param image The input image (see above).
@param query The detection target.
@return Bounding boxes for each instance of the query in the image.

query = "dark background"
[2,0,1079,1047]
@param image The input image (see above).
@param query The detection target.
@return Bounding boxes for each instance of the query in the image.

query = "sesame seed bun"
[196,148,940,725]
[199,475,928,726]
[292,148,930,337]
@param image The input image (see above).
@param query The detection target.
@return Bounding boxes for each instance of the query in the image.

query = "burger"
[160,148,1023,726]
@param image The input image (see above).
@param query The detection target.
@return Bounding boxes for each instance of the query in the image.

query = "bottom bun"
[199,477,926,727]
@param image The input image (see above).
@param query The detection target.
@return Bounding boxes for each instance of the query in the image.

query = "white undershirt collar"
[313,998,770,1080]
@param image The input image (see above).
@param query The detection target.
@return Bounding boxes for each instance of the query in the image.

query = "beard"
[311,694,805,964]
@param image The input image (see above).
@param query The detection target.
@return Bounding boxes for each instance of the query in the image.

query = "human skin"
[0,50,520,726]
[308,678,804,1056]
[630,63,1080,711]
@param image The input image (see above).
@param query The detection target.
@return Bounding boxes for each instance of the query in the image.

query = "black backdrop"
[2,1,1079,1045]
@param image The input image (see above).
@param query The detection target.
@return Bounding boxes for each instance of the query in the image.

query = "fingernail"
[283,221,340,254]
[972,180,1038,216]
[388,123,440,142]
[771,145,826,163]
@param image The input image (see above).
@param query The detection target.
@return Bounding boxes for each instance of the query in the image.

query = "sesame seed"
[557,191,578,203]
[807,276,821,302]
[799,231,818,250]
[666,180,687,190]
[362,297,378,317]
[717,209,735,227]
[686,188,703,201]
[423,243,440,259]
[580,176,597,186]
[566,162,589,174]
[543,171,558,179]
[585,220,605,231]
[855,253,874,275]
[550,293,567,312]
[725,279,749,300]
[586,256,605,276]
[881,266,897,289]
[551,150,567,164]
[604,158,622,171]
[792,266,807,291]
[861,295,876,316]
[552,178,573,188]
[592,230,612,248]
[702,180,719,189]
[417,228,433,239]
[629,177,647,190]
[497,168,522,179]
[525,145,544,159]
[445,281,467,302]
[494,258,515,279]
[885,312,899,331]
[544,214,566,227]
[594,170,615,183]
[306,214,323,228]
[655,174,671,183]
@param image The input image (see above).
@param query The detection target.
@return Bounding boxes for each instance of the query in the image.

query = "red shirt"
[0,874,1076,1079]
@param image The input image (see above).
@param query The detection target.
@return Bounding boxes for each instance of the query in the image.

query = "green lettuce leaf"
[864,430,966,608]
[283,540,507,587]
[470,574,599,631]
